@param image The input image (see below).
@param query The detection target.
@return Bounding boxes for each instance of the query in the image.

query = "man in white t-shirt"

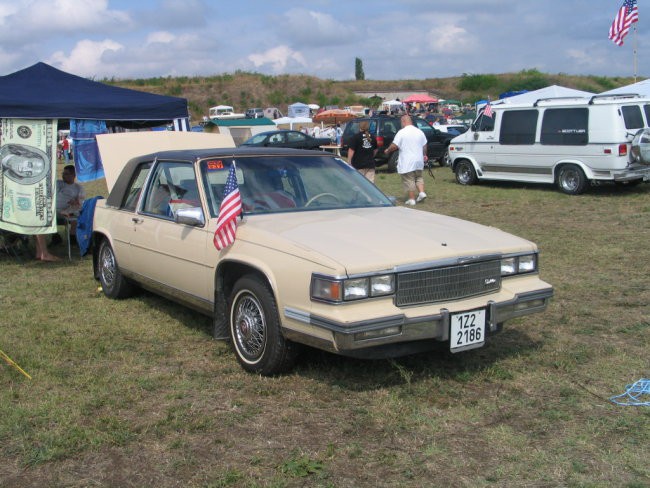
[384,115,428,205]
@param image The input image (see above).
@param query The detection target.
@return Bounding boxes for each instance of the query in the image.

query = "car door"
[415,118,448,159]
[129,160,213,303]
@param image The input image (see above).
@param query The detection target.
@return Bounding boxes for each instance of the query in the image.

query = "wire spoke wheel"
[229,275,297,375]
[99,242,116,290]
[232,293,267,361]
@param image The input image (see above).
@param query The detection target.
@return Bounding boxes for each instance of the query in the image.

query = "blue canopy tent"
[0,62,188,124]
[0,62,190,182]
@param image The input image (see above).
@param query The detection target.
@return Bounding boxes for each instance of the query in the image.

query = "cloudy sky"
[0,0,645,81]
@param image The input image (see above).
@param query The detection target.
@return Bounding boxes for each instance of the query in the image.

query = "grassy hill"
[104,69,638,123]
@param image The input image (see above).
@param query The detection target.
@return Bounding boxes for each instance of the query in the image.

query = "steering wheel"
[305,192,341,207]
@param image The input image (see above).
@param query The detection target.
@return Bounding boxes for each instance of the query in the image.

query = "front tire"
[557,164,588,195]
[97,239,134,299]
[229,275,296,375]
[454,160,477,185]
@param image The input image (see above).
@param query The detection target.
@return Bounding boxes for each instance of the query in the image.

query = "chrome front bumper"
[283,287,553,354]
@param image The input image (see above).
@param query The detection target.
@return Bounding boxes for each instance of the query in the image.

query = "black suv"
[341,115,455,171]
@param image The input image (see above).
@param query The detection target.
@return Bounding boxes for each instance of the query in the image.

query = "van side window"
[643,105,650,126]
[541,108,588,146]
[474,113,496,132]
[622,105,644,129]
[499,110,537,145]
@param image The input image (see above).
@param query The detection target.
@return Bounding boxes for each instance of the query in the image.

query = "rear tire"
[97,239,134,299]
[454,160,477,185]
[557,164,588,195]
[229,274,296,375]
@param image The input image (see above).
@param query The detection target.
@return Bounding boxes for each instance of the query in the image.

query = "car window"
[473,112,496,132]
[415,119,433,135]
[382,121,398,135]
[200,154,393,217]
[121,162,152,211]
[286,132,306,143]
[268,133,285,144]
[142,161,199,219]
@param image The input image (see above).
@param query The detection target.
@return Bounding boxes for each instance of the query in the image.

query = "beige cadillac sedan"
[93,142,553,375]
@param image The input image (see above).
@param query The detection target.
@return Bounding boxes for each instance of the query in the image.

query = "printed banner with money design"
[0,119,58,234]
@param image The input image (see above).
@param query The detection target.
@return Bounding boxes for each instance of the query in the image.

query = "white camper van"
[448,94,650,194]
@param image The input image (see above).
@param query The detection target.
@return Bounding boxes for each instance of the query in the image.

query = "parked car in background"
[245,108,264,119]
[341,115,456,171]
[208,105,245,119]
[92,138,553,375]
[241,130,330,150]
[436,124,469,136]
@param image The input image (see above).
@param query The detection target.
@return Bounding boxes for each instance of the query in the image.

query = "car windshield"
[200,154,393,217]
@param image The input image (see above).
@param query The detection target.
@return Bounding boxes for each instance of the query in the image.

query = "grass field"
[1,166,649,487]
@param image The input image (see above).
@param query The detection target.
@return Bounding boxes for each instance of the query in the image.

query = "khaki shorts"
[401,170,423,193]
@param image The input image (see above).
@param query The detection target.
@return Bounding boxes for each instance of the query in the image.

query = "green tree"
[355,57,365,81]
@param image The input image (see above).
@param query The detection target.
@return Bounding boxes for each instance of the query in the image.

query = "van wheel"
[455,160,477,185]
[557,165,588,195]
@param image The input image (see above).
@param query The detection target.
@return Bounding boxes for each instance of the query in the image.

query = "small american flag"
[609,0,639,46]
[213,162,242,251]
[483,102,493,118]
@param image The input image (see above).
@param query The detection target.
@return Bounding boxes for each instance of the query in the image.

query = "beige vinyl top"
[96,131,235,192]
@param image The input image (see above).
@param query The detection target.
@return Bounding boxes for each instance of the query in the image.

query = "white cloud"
[48,39,124,78]
[146,31,176,45]
[0,0,131,43]
[426,24,475,53]
[248,45,307,73]
[279,8,356,46]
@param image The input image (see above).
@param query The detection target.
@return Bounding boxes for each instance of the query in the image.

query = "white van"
[448,94,650,194]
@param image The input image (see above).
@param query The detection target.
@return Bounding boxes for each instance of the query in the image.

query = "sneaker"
[405,199,416,206]
[416,192,427,203]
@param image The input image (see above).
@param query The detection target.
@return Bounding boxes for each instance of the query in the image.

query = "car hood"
[236,206,536,275]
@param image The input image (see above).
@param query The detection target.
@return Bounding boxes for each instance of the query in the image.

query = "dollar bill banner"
[0,119,58,234]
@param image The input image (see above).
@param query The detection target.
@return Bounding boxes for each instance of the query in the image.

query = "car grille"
[395,260,501,307]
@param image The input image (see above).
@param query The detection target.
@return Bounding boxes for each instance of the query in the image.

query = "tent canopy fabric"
[312,109,356,125]
[0,62,188,121]
[492,85,595,105]
[287,102,310,118]
[403,94,438,103]
[599,79,650,97]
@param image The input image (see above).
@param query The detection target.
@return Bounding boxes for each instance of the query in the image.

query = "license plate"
[450,309,485,352]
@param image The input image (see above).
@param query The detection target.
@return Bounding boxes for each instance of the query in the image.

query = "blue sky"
[0,0,644,80]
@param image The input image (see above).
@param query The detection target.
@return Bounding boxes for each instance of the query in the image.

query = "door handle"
[132,217,143,224]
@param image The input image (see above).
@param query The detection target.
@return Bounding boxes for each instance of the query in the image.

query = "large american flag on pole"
[609,0,639,46]
[213,162,242,251]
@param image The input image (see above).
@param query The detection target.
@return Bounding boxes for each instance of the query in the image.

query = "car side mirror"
[175,207,205,226]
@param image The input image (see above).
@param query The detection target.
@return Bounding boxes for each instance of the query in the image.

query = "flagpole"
[633,24,638,82]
